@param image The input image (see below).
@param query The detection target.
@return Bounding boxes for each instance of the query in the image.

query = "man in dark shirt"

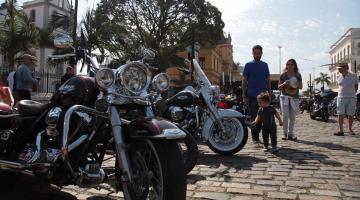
[242,45,271,144]
[61,67,74,84]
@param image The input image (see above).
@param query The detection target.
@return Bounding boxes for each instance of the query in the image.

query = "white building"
[0,0,71,71]
[22,0,71,72]
[329,28,360,90]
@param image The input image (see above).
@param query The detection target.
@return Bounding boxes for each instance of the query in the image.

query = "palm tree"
[314,72,331,89]
[0,0,39,69]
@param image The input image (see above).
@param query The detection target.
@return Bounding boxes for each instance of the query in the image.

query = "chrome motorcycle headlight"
[95,68,115,89]
[210,85,220,100]
[152,73,170,92]
[118,61,151,95]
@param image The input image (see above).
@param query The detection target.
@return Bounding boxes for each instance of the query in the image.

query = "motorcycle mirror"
[184,59,191,68]
[143,48,156,61]
[54,34,74,49]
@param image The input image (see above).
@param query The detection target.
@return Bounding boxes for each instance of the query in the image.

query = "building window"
[348,45,350,57]
[30,9,35,23]
[340,51,343,61]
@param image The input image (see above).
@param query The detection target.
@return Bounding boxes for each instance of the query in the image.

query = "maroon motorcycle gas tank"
[0,102,12,114]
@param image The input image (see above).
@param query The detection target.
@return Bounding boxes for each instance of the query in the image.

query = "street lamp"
[278,45,282,75]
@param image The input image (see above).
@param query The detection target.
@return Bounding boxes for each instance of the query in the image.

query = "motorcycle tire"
[207,118,248,155]
[177,131,199,174]
[322,112,329,122]
[310,114,316,120]
[117,139,186,200]
[356,107,360,122]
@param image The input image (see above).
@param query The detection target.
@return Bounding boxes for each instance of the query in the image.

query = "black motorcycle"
[155,59,248,156]
[355,92,360,121]
[0,36,186,200]
[309,89,338,122]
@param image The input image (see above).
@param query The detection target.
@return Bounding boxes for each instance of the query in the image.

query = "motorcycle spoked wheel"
[117,139,186,200]
[207,118,248,155]
[177,131,199,174]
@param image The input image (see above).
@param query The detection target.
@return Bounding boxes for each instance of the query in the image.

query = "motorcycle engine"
[169,106,185,123]
[0,129,14,158]
[46,107,63,137]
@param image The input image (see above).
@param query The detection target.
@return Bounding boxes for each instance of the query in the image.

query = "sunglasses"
[286,63,294,66]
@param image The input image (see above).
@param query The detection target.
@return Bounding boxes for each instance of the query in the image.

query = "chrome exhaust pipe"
[0,160,26,170]
[0,160,53,170]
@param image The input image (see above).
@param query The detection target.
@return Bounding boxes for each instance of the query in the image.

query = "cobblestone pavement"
[1,113,360,200]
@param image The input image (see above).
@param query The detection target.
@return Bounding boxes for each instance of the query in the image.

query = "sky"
[16,0,360,90]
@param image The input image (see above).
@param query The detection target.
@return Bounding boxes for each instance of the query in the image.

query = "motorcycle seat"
[16,100,49,116]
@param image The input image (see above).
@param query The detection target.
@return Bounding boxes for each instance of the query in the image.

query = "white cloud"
[303,19,323,30]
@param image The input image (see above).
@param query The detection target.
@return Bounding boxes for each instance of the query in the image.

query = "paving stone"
[197,186,226,193]
[309,189,342,197]
[303,178,327,183]
[267,192,297,199]
[257,180,283,186]
[298,195,340,200]
[193,192,229,200]
[253,185,278,191]
[343,191,360,198]
[230,195,263,200]
[279,186,307,194]
[313,183,339,190]
[227,188,263,195]
[338,184,360,192]
[268,171,289,176]
[250,175,273,179]
[285,181,311,188]
[221,182,251,189]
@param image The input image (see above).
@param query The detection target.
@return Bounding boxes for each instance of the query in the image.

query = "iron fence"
[0,67,62,94]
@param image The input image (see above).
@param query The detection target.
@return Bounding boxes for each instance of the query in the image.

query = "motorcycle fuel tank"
[52,76,99,108]
[166,90,197,108]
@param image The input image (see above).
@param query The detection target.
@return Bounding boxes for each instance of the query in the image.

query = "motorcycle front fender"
[202,109,245,140]
[126,117,187,140]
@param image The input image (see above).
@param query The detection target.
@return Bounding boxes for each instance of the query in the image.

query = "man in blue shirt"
[15,54,39,101]
[242,45,271,144]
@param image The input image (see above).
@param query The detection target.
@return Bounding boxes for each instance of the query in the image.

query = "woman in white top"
[278,59,303,140]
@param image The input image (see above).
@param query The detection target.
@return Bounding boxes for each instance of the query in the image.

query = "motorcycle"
[0,35,187,200]
[309,89,338,122]
[355,92,360,121]
[155,59,248,155]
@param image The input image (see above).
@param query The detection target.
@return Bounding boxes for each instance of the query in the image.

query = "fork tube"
[110,106,133,182]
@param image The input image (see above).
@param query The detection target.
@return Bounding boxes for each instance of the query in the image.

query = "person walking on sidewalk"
[278,59,302,140]
[242,45,271,144]
[334,63,358,136]
[15,54,38,101]
[252,92,283,153]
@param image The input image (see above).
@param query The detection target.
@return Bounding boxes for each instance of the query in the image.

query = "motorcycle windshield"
[192,59,211,87]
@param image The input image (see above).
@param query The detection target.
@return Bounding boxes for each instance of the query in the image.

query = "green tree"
[94,0,225,70]
[0,0,39,69]
[314,72,331,89]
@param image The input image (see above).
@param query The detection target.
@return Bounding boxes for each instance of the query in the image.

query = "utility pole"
[278,45,282,74]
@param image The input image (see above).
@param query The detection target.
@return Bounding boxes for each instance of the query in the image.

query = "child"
[252,92,283,153]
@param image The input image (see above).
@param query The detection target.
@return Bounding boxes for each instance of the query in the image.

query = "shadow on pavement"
[0,172,77,200]
[294,139,360,153]
[197,151,268,170]
[275,147,343,166]
[186,152,268,184]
